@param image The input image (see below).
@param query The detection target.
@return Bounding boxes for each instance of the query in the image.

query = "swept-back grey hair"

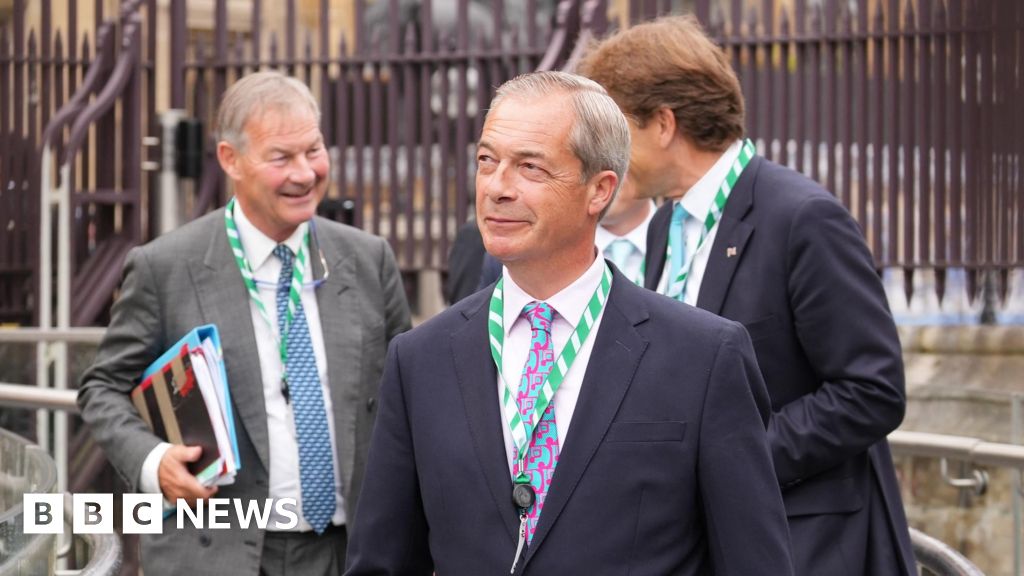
[215,71,321,150]
[487,70,631,212]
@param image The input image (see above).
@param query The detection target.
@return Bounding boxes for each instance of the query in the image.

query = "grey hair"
[487,70,631,215]
[215,71,321,150]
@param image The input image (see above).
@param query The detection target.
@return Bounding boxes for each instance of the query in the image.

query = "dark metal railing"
[626,0,1022,305]
[1,0,157,327]
[171,0,570,273]
[2,0,1021,326]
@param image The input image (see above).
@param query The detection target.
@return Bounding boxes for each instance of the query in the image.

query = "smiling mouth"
[280,187,314,199]
[485,215,527,224]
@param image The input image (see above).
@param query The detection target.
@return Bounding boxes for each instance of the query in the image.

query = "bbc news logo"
[23,494,299,534]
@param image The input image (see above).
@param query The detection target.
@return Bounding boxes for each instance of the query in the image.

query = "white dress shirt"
[139,201,345,531]
[595,200,656,284]
[495,255,610,476]
[657,139,743,304]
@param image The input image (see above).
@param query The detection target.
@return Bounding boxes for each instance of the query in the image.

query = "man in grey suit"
[78,71,411,576]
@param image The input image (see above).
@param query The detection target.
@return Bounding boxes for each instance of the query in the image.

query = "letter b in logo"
[73,494,114,534]
[23,494,63,534]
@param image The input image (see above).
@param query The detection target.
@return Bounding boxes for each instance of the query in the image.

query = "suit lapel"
[644,201,672,290]
[451,296,520,541]
[696,156,760,315]
[524,275,649,565]
[311,219,361,494]
[192,209,271,473]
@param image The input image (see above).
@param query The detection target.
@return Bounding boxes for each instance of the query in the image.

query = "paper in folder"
[131,325,240,487]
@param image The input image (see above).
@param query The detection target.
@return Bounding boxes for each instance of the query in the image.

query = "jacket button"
[199,534,212,547]
[366,397,376,412]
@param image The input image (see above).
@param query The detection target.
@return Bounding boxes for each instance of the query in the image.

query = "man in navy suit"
[580,16,915,576]
[345,70,794,575]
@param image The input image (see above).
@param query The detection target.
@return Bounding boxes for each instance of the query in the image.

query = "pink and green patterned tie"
[515,301,558,543]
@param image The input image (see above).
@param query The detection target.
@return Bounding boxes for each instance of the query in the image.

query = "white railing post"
[158,109,186,235]
[1013,394,1022,576]
[37,145,54,461]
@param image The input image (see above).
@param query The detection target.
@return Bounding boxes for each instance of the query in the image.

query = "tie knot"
[273,244,295,266]
[605,238,635,269]
[274,245,295,294]
[522,301,554,334]
[671,202,689,224]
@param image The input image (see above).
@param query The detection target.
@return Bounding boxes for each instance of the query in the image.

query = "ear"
[586,170,619,218]
[654,107,677,149]
[217,141,243,182]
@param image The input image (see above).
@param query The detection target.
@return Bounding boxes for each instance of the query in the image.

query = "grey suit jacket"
[78,208,411,576]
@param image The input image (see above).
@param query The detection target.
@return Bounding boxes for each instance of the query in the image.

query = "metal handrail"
[38,24,114,161]
[63,17,142,167]
[0,383,79,412]
[0,327,102,413]
[911,528,986,576]
[889,430,1024,469]
[0,328,105,344]
[58,530,122,576]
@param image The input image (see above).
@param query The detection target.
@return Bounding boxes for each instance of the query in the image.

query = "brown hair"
[577,15,744,153]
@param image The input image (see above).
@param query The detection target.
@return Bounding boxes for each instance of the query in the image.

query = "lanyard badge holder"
[488,263,612,573]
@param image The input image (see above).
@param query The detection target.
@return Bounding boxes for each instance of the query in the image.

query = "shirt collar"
[677,139,743,219]
[595,200,656,255]
[232,200,308,272]
[501,252,608,337]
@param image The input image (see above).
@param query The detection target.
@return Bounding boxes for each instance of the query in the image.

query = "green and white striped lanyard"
[488,262,612,483]
[224,196,310,385]
[667,138,756,300]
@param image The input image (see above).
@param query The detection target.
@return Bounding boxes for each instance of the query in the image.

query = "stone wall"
[897,326,1024,576]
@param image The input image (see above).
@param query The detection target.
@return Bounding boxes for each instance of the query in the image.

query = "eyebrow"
[477,140,548,162]
[266,138,323,157]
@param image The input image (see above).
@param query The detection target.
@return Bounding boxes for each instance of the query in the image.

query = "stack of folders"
[131,325,241,487]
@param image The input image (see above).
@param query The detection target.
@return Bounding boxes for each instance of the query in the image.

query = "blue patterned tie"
[668,203,690,299]
[274,244,336,534]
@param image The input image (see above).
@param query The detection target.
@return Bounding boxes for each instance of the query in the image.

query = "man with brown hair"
[580,15,916,576]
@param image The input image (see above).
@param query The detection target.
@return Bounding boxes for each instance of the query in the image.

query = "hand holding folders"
[131,325,240,488]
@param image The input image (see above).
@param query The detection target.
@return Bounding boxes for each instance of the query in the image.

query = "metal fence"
[1,0,1021,327]
[172,0,563,276]
[0,0,158,326]
[626,0,1023,306]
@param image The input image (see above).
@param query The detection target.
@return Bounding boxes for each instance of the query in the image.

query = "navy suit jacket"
[346,267,794,575]
[644,156,916,575]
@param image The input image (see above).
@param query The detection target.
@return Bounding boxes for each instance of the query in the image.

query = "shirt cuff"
[139,442,172,495]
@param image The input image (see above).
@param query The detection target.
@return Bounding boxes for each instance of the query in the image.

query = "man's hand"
[158,445,217,507]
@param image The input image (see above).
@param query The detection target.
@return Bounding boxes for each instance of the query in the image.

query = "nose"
[289,154,317,187]
[477,162,515,206]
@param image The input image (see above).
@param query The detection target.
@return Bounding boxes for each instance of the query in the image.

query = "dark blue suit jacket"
[346,267,794,575]
[644,156,916,575]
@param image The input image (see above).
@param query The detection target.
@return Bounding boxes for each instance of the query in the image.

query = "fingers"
[158,445,219,507]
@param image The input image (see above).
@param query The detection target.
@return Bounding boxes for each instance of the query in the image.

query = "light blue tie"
[604,238,636,275]
[274,244,336,534]
[668,203,689,298]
